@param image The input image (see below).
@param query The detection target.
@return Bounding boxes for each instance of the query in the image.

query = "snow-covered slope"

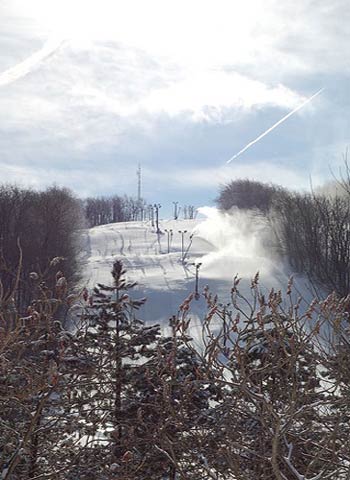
[81,207,314,334]
[83,216,202,323]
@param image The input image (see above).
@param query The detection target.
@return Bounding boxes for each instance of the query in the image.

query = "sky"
[0,0,349,215]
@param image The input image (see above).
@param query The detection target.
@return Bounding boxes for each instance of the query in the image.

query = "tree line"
[85,196,197,227]
[85,195,148,227]
[1,261,350,479]
[0,185,83,309]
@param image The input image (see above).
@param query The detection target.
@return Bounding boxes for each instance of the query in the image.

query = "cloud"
[144,162,311,192]
[0,160,136,197]
[0,37,309,155]
[0,36,64,87]
[140,71,304,121]
[274,0,350,76]
[226,88,324,163]
[0,0,348,202]
[0,0,342,143]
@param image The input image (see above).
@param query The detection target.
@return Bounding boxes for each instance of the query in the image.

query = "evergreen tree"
[61,260,162,479]
[61,261,215,479]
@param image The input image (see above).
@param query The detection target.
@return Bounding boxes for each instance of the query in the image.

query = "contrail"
[226,87,325,164]
[0,37,64,88]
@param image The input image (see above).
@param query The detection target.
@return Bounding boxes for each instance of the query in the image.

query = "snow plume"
[192,207,319,308]
[193,207,282,282]
[191,206,319,303]
[0,37,64,88]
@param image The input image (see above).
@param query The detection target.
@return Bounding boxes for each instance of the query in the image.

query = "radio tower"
[137,164,142,201]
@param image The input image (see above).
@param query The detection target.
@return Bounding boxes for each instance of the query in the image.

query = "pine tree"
[57,260,162,479]
[59,261,216,479]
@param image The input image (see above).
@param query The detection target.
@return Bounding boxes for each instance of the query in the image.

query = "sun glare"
[15,0,269,67]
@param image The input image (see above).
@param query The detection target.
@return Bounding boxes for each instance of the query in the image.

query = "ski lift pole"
[154,203,161,234]
[173,201,179,220]
[149,204,155,227]
[164,229,173,253]
[190,262,202,300]
[178,230,187,262]
[183,234,194,262]
[195,262,202,300]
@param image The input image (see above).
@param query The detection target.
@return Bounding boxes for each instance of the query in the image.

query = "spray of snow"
[0,36,64,88]
[193,207,279,278]
[192,207,312,298]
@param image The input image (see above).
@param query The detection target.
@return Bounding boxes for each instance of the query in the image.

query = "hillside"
[81,207,314,334]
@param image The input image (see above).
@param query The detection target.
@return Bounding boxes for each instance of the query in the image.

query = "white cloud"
[0,160,135,196]
[140,71,303,121]
[0,0,347,200]
[0,36,64,87]
[8,0,348,76]
[7,0,270,67]
[0,0,336,139]
[144,162,312,192]
[0,38,306,149]
[0,35,314,162]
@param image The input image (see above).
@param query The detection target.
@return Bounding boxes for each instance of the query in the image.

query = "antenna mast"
[137,164,142,201]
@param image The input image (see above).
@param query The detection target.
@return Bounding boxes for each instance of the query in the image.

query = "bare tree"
[0,185,84,309]
[273,191,350,296]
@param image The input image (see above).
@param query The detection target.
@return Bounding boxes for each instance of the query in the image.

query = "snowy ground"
[80,207,315,335]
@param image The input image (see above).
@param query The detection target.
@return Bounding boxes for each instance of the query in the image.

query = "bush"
[217,179,282,214]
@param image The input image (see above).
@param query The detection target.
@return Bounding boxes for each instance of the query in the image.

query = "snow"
[81,207,314,335]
